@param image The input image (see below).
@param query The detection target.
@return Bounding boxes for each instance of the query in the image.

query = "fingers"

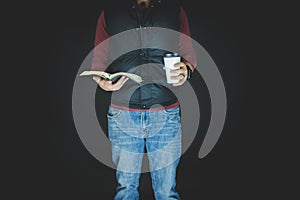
[94,76,129,91]
[170,68,187,76]
[113,76,129,91]
[98,79,113,91]
[174,62,187,69]
[163,62,186,70]
[170,74,185,80]
[172,74,187,86]
[170,62,188,87]
[92,76,101,83]
[164,62,188,76]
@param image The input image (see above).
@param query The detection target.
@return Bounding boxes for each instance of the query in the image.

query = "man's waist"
[110,100,179,112]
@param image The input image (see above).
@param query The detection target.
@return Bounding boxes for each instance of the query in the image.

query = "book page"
[110,72,142,83]
[80,71,143,83]
[80,71,110,79]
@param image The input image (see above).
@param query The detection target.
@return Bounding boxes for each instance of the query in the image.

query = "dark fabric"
[99,0,184,109]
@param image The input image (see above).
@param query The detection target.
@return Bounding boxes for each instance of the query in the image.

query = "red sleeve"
[179,7,197,71]
[91,11,110,71]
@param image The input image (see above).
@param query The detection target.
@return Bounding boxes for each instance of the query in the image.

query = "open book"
[80,71,143,84]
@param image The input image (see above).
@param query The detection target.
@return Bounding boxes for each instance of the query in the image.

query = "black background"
[12,0,298,199]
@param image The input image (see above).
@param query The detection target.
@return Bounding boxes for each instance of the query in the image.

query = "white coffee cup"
[163,53,181,84]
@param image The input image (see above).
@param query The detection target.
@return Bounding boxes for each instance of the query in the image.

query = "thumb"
[92,76,100,83]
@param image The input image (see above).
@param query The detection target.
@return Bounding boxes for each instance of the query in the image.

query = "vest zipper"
[134,6,144,50]
[135,3,154,53]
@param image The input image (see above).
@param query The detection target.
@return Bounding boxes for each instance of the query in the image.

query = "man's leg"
[112,145,144,200]
[148,161,180,200]
[146,107,182,200]
[107,107,145,200]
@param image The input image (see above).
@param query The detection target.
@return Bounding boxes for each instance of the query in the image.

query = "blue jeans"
[107,106,182,200]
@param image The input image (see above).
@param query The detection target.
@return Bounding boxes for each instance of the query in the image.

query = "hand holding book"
[92,75,129,91]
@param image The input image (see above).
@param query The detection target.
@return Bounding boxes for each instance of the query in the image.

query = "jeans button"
[141,105,146,109]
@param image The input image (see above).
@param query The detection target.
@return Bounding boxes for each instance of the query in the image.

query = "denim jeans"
[107,105,182,200]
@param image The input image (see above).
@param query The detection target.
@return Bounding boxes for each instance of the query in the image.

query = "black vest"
[104,0,181,109]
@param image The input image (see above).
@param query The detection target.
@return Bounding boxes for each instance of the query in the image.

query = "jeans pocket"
[162,106,180,114]
[107,107,122,119]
